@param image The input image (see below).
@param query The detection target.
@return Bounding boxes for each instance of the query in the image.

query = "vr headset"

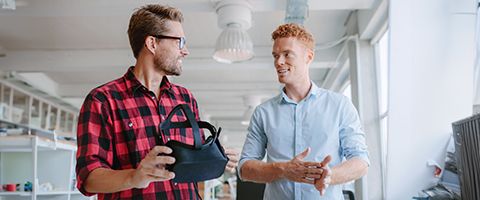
[159,104,228,183]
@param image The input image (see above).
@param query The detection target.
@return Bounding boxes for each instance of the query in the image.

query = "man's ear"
[144,36,157,55]
[305,48,315,65]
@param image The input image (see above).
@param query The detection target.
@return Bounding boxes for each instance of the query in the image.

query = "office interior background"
[0,0,478,199]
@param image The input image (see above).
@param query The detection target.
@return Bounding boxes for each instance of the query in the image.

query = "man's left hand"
[224,148,239,174]
[314,155,332,195]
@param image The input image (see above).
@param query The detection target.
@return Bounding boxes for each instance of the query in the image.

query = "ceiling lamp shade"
[213,0,254,64]
[213,23,254,64]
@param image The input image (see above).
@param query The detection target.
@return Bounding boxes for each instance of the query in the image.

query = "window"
[340,81,352,100]
[377,31,389,117]
[375,29,389,195]
[376,30,388,145]
[342,82,352,100]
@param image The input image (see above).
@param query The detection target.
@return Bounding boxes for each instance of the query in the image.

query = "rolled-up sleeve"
[237,107,267,180]
[339,96,370,165]
[75,92,114,196]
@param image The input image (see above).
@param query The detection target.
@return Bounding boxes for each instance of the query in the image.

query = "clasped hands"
[282,147,332,196]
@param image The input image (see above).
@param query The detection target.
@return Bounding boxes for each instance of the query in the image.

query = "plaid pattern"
[76,67,202,200]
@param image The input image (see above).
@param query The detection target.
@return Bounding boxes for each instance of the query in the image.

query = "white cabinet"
[0,80,77,138]
[0,80,91,200]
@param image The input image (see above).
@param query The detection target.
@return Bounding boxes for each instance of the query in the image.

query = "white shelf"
[0,118,55,138]
[0,80,81,200]
[0,191,32,196]
[37,190,71,195]
[0,191,74,196]
[70,190,83,195]
[0,135,76,152]
[0,135,32,152]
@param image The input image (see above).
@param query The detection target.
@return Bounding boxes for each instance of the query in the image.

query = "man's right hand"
[130,146,176,189]
[279,147,324,184]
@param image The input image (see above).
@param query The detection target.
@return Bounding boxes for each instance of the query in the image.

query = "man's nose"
[181,45,189,56]
[275,56,285,66]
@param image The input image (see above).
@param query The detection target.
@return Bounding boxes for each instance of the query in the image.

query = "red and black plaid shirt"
[76,67,202,200]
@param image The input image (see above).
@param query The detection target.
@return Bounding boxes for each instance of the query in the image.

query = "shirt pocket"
[113,114,153,168]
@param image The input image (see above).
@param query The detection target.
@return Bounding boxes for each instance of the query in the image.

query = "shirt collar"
[159,75,173,92]
[124,66,173,95]
[278,81,320,104]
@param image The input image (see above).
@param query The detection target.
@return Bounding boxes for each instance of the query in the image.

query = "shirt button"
[174,182,178,186]
[167,138,170,141]
[128,122,133,128]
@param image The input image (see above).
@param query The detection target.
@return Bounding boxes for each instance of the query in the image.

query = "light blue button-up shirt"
[238,83,369,200]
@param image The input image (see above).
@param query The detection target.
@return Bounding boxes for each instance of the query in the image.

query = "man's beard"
[154,54,182,76]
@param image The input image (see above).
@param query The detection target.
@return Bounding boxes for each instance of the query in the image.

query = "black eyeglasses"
[152,35,186,50]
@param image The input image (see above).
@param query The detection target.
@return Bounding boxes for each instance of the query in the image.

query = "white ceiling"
[0,0,380,148]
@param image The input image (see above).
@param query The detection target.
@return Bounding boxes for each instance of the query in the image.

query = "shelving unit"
[0,80,91,200]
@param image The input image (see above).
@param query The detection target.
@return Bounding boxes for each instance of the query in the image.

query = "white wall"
[474,2,480,113]
[388,0,476,199]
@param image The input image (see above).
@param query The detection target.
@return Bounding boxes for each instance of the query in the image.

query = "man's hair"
[128,4,184,58]
[271,23,315,50]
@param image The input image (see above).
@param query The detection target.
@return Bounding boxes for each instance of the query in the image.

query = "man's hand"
[280,147,324,184]
[314,155,332,195]
[224,148,239,173]
[130,146,176,189]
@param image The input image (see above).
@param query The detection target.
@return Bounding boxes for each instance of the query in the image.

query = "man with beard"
[75,5,238,200]
[238,23,369,199]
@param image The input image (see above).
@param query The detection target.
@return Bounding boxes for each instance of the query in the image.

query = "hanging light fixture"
[213,0,254,64]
